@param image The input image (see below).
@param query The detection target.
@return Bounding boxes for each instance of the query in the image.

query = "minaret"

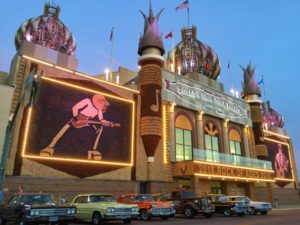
[241,63,268,159]
[138,2,165,161]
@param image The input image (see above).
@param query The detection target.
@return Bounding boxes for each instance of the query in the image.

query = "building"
[0,2,298,205]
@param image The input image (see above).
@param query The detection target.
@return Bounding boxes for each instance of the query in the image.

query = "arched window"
[229,128,242,165]
[204,121,220,162]
[175,115,193,161]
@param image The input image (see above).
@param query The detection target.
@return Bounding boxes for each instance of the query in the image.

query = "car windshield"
[239,196,251,202]
[181,191,193,199]
[135,195,154,202]
[23,195,55,204]
[90,195,117,203]
[216,195,229,202]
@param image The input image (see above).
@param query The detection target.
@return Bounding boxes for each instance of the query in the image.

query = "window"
[204,122,220,162]
[176,128,192,161]
[211,182,222,194]
[74,196,88,203]
[229,129,242,165]
[175,115,193,161]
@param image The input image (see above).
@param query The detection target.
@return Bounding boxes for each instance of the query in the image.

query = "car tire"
[204,213,213,218]
[160,216,169,220]
[0,214,6,225]
[122,219,132,224]
[92,212,103,225]
[223,208,232,217]
[183,206,195,219]
[19,214,27,225]
[261,211,268,215]
[249,207,257,215]
[140,210,150,221]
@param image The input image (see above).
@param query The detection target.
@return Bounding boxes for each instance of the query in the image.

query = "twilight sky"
[1,0,300,177]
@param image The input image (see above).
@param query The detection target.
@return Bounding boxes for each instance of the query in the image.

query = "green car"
[72,194,139,225]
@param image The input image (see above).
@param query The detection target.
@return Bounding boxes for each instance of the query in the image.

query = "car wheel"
[0,214,6,225]
[140,210,150,221]
[261,211,268,215]
[249,207,257,215]
[223,208,232,217]
[122,219,132,224]
[19,214,27,225]
[183,206,195,219]
[160,216,169,220]
[92,212,103,225]
[204,213,213,218]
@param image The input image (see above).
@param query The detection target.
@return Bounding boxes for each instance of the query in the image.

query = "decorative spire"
[241,62,261,97]
[138,1,165,56]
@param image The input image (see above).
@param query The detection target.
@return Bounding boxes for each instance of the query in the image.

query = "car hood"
[29,203,75,208]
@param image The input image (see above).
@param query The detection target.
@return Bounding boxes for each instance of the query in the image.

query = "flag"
[165,32,173,39]
[110,28,114,41]
[176,0,189,11]
[258,77,264,85]
[227,61,230,70]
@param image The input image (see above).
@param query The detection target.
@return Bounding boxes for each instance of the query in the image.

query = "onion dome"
[263,101,284,128]
[166,26,220,79]
[15,2,76,55]
[138,1,165,56]
[241,63,261,97]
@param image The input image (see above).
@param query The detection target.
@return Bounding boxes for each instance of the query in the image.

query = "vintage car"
[0,194,76,225]
[71,194,139,224]
[118,194,175,220]
[228,196,272,215]
[206,194,249,217]
[170,190,215,218]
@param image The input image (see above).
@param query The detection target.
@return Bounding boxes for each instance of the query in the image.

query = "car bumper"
[26,215,75,223]
[253,207,272,212]
[150,208,176,217]
[232,206,249,214]
[104,213,139,220]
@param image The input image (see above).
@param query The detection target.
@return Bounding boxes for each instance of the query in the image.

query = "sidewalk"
[273,204,300,210]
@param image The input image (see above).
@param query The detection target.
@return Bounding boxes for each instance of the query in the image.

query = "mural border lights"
[21,76,135,167]
[264,137,294,182]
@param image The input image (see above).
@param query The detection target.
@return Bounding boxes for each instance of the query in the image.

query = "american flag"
[176,0,189,11]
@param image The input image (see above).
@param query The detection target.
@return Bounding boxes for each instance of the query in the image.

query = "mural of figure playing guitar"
[40,94,121,160]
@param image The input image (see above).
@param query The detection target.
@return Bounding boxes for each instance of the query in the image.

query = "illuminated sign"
[264,138,294,183]
[164,79,247,119]
[21,76,135,167]
[174,161,275,182]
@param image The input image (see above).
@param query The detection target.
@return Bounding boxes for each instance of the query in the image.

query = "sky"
[1,0,300,177]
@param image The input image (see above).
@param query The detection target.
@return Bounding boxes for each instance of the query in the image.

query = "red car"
[118,194,175,220]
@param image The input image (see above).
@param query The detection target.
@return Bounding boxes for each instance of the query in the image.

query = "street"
[70,209,300,225]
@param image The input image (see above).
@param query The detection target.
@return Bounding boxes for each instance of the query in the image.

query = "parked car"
[170,190,215,218]
[228,196,272,215]
[72,194,139,225]
[206,194,249,217]
[0,194,76,225]
[118,194,175,220]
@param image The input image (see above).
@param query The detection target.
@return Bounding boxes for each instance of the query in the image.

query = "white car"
[228,196,272,215]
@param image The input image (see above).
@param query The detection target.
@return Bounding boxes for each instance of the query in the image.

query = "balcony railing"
[193,148,272,170]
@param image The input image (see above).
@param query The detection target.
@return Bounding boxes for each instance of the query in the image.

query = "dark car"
[206,194,248,217]
[0,194,76,225]
[170,190,215,218]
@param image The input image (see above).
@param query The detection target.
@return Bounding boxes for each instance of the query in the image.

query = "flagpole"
[187,7,190,27]
[262,75,266,102]
[228,61,234,95]
[172,33,175,68]
[109,28,114,82]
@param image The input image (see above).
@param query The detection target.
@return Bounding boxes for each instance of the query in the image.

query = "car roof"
[74,194,114,197]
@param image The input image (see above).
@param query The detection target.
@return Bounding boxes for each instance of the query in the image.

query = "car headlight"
[170,203,175,208]
[132,207,139,212]
[71,208,76,214]
[194,200,199,204]
[107,207,115,213]
[151,204,157,208]
[30,209,39,216]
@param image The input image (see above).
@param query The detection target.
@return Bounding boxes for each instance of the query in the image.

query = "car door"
[4,195,22,221]
[73,196,90,220]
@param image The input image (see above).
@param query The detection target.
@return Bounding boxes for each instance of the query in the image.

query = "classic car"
[228,196,272,215]
[0,194,76,225]
[71,194,139,225]
[118,194,175,220]
[206,194,249,216]
[170,190,215,218]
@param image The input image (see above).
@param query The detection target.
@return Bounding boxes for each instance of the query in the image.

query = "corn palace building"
[0,3,298,205]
